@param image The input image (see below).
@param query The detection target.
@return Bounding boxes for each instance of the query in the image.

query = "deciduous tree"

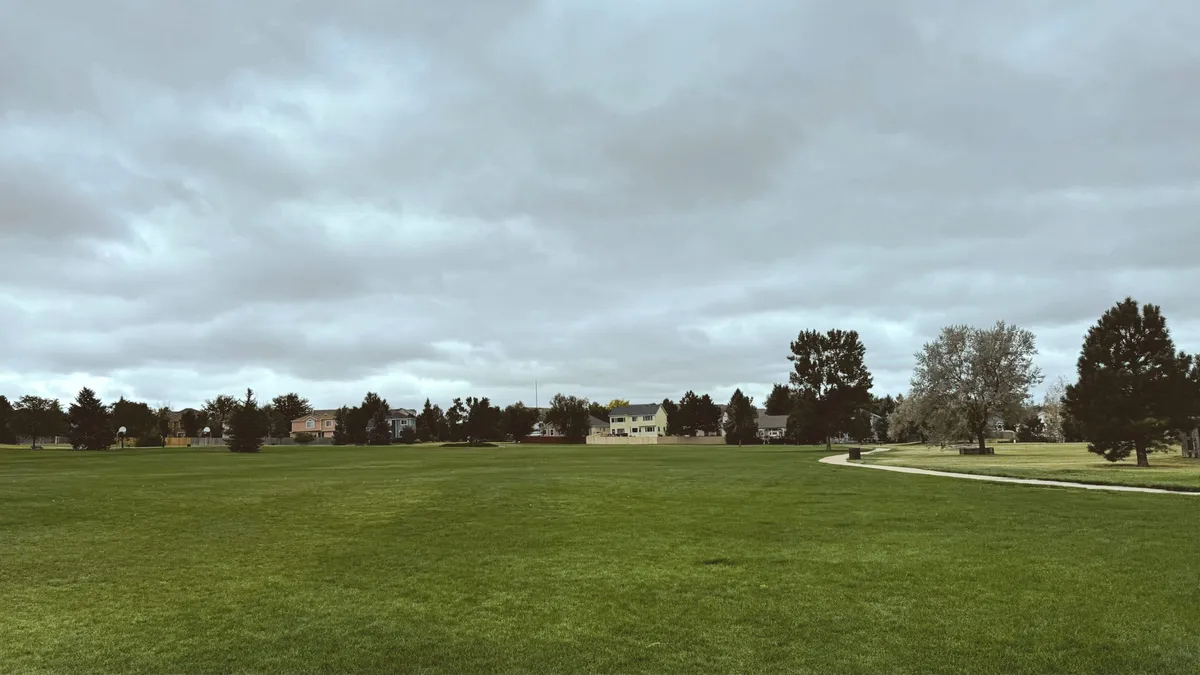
[674,391,701,436]
[271,393,312,438]
[226,389,266,453]
[110,397,157,439]
[910,322,1042,451]
[606,399,630,411]
[67,388,114,451]
[503,402,539,441]
[723,389,758,446]
[789,329,875,450]
[180,409,202,437]
[203,395,237,438]
[14,395,64,448]
[588,402,610,422]
[545,394,590,441]
[465,397,502,443]
[156,407,171,446]
[1041,376,1069,443]
[1065,298,1193,467]
[697,394,722,435]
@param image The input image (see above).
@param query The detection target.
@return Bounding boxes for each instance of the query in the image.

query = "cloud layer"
[3,0,1198,409]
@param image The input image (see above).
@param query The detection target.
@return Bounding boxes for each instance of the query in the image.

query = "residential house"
[293,410,339,438]
[756,411,789,440]
[386,408,418,439]
[589,416,611,436]
[608,403,667,437]
[165,408,200,437]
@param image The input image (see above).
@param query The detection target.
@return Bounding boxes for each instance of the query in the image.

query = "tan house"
[589,416,611,436]
[608,403,667,437]
[293,410,339,438]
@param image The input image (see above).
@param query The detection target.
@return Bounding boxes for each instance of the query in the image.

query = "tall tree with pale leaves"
[911,321,1043,451]
[1041,376,1069,443]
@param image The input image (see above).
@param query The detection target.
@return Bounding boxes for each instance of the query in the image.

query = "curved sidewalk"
[820,448,1200,496]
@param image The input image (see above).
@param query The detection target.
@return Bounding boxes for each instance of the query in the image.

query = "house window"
[643,415,654,421]
[325,420,334,428]
[612,417,624,423]
[306,419,315,429]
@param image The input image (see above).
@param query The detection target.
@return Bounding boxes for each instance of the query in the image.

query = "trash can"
[847,447,862,460]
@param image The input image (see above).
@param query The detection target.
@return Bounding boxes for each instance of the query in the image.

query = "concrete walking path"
[820,448,1200,496]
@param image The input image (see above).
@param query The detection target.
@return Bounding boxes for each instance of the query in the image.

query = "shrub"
[440,442,500,448]
[293,432,315,444]
[136,433,164,448]
[398,427,418,445]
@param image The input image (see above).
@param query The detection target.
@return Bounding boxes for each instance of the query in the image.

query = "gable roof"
[386,408,417,419]
[589,416,611,428]
[293,409,338,423]
[610,403,662,417]
[756,413,790,430]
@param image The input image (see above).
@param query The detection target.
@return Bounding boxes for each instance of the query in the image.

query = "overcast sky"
[2,1,1198,411]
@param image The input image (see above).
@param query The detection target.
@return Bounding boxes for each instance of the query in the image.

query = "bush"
[397,427,418,445]
[135,433,164,448]
[293,432,315,444]
[440,442,500,448]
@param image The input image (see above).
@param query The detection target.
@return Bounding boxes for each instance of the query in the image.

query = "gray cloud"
[2,0,1198,409]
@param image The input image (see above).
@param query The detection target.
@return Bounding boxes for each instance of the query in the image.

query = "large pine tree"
[1065,298,1194,467]
[723,389,758,446]
[226,389,266,453]
[368,406,393,445]
[0,395,17,444]
[66,387,114,451]
[789,329,874,450]
[331,407,351,446]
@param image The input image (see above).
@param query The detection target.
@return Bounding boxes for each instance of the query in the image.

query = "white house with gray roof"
[608,403,667,437]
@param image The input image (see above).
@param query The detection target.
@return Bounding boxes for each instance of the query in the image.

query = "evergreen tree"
[416,399,438,442]
[446,398,467,442]
[464,397,501,443]
[156,407,171,446]
[331,407,351,446]
[0,395,17,444]
[368,405,393,445]
[675,391,701,436]
[661,398,679,435]
[697,394,722,435]
[789,329,875,450]
[66,388,114,451]
[1065,298,1194,466]
[723,389,758,446]
[226,389,266,453]
[764,384,794,416]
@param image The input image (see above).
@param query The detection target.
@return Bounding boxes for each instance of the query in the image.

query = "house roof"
[292,409,339,423]
[386,408,417,419]
[756,413,790,430]
[589,416,610,428]
[610,403,662,417]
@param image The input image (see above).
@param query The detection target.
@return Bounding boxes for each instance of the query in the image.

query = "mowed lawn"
[3,444,1200,674]
[864,442,1200,491]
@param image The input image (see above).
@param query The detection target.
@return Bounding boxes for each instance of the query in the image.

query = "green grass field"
[4,443,1200,674]
[864,442,1200,491]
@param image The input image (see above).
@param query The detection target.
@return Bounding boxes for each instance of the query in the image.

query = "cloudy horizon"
[2,1,1198,411]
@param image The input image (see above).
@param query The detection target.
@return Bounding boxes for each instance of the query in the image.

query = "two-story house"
[608,403,667,437]
[386,408,418,438]
[293,410,339,438]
